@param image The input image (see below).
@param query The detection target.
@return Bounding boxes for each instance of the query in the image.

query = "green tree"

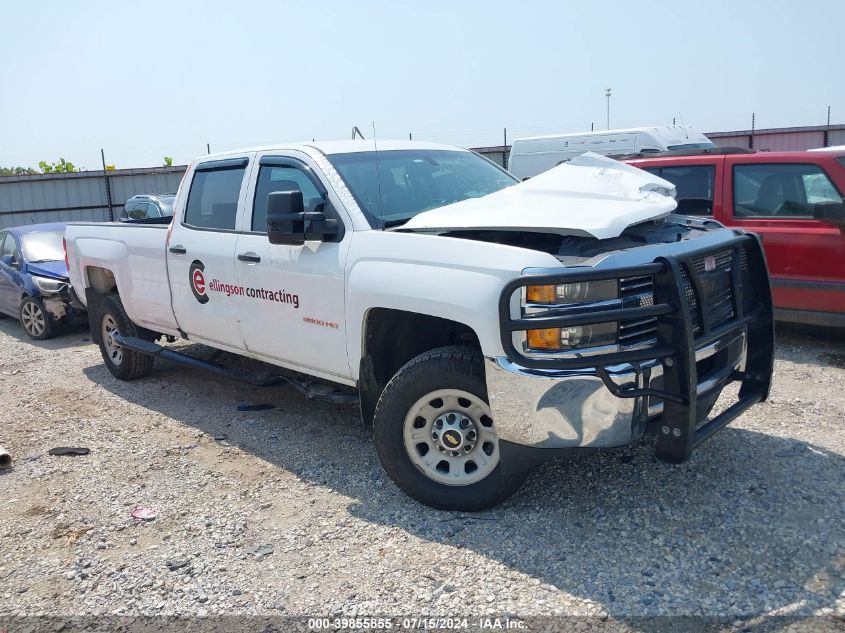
[38,158,76,173]
[0,166,39,176]
[163,156,173,167]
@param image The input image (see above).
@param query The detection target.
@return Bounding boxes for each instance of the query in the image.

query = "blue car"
[0,223,86,340]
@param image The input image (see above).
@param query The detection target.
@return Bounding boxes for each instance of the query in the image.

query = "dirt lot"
[0,315,843,627]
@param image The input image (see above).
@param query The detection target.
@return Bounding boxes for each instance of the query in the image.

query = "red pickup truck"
[626,149,845,327]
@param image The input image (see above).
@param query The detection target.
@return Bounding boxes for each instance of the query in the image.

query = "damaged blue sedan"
[0,223,86,340]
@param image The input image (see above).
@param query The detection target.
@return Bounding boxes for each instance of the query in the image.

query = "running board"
[112,334,359,404]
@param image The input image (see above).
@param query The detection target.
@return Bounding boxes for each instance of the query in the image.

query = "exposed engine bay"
[440,216,723,262]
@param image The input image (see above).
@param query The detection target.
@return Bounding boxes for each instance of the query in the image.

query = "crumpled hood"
[26,260,69,281]
[401,152,678,239]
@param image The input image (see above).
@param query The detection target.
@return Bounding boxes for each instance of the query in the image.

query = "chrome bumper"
[485,330,747,450]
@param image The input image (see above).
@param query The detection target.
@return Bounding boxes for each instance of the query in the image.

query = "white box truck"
[509,126,715,180]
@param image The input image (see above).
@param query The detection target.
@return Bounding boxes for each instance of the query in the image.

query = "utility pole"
[503,128,508,170]
[605,88,612,130]
[591,122,594,132]
[101,148,114,221]
[750,113,755,150]
[207,143,211,154]
[825,105,831,147]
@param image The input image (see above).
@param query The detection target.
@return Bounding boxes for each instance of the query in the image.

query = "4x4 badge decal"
[189,260,209,304]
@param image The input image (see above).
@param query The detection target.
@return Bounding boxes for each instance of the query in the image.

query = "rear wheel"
[373,346,529,511]
[97,294,154,380]
[20,296,56,340]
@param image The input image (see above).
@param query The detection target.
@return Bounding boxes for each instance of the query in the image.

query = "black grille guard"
[497,232,775,463]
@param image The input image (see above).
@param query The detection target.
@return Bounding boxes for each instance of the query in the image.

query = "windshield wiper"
[382,218,411,228]
[28,259,61,264]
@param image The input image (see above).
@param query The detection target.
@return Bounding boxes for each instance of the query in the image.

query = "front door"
[233,152,351,380]
[724,157,845,317]
[0,233,20,315]
[168,157,252,349]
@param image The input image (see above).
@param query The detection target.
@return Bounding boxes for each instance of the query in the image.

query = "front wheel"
[373,346,529,511]
[20,296,56,340]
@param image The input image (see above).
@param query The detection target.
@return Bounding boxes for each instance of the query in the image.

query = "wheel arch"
[85,266,118,294]
[358,307,481,425]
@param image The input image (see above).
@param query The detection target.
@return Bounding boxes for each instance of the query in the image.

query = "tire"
[97,294,154,381]
[19,296,57,340]
[373,345,529,511]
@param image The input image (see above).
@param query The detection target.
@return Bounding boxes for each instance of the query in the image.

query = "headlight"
[525,280,616,305]
[523,280,619,352]
[32,276,65,294]
[526,322,617,351]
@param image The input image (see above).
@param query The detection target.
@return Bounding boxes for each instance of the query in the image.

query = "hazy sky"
[1,0,842,169]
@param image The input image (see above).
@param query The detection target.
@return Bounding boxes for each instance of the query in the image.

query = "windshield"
[21,231,65,262]
[667,142,716,151]
[326,150,517,226]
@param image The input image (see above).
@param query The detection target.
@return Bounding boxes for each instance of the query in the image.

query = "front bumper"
[488,232,774,464]
[40,284,87,322]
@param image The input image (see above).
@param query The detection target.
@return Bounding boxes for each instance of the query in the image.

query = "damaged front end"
[32,276,86,321]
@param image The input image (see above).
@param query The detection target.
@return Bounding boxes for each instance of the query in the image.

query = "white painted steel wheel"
[402,388,499,486]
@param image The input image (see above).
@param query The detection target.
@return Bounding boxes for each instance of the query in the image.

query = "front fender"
[344,231,560,379]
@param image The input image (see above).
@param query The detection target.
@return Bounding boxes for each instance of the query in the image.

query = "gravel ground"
[0,315,843,628]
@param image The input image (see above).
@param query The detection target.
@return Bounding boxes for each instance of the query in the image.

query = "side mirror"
[814,202,845,228]
[1,254,16,268]
[266,190,338,245]
[303,211,339,241]
[267,190,306,245]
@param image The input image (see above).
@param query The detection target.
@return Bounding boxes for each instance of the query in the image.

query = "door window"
[184,165,247,230]
[251,164,324,232]
[644,165,715,216]
[733,163,843,218]
[1,233,19,264]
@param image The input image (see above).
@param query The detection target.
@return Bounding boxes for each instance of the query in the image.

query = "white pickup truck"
[65,141,774,510]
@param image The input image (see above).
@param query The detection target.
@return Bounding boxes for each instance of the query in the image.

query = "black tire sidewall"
[19,296,55,340]
[97,295,153,380]
[373,346,528,511]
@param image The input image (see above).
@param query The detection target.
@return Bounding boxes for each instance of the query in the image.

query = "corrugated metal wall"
[710,135,752,149]
[755,131,825,151]
[829,129,845,146]
[0,166,186,229]
[708,124,845,152]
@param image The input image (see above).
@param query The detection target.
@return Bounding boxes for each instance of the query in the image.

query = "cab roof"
[197,139,467,161]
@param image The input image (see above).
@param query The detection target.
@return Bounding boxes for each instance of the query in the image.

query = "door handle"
[169,245,187,254]
[237,252,261,263]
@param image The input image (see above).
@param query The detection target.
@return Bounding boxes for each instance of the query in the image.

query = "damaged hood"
[401,152,678,239]
[26,260,69,281]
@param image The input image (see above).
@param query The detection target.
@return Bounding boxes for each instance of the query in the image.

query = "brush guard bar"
[498,233,774,463]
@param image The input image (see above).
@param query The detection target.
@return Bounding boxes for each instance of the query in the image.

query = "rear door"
[233,151,352,379]
[168,156,252,349]
[724,156,845,318]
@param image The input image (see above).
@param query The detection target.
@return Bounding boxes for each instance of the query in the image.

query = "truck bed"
[64,222,180,335]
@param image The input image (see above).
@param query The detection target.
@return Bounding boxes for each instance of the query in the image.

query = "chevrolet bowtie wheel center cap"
[432,412,478,456]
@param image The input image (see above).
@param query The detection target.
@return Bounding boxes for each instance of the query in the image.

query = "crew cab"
[65,141,774,510]
[625,148,845,327]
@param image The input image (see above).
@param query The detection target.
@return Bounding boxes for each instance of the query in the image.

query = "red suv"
[626,149,845,327]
